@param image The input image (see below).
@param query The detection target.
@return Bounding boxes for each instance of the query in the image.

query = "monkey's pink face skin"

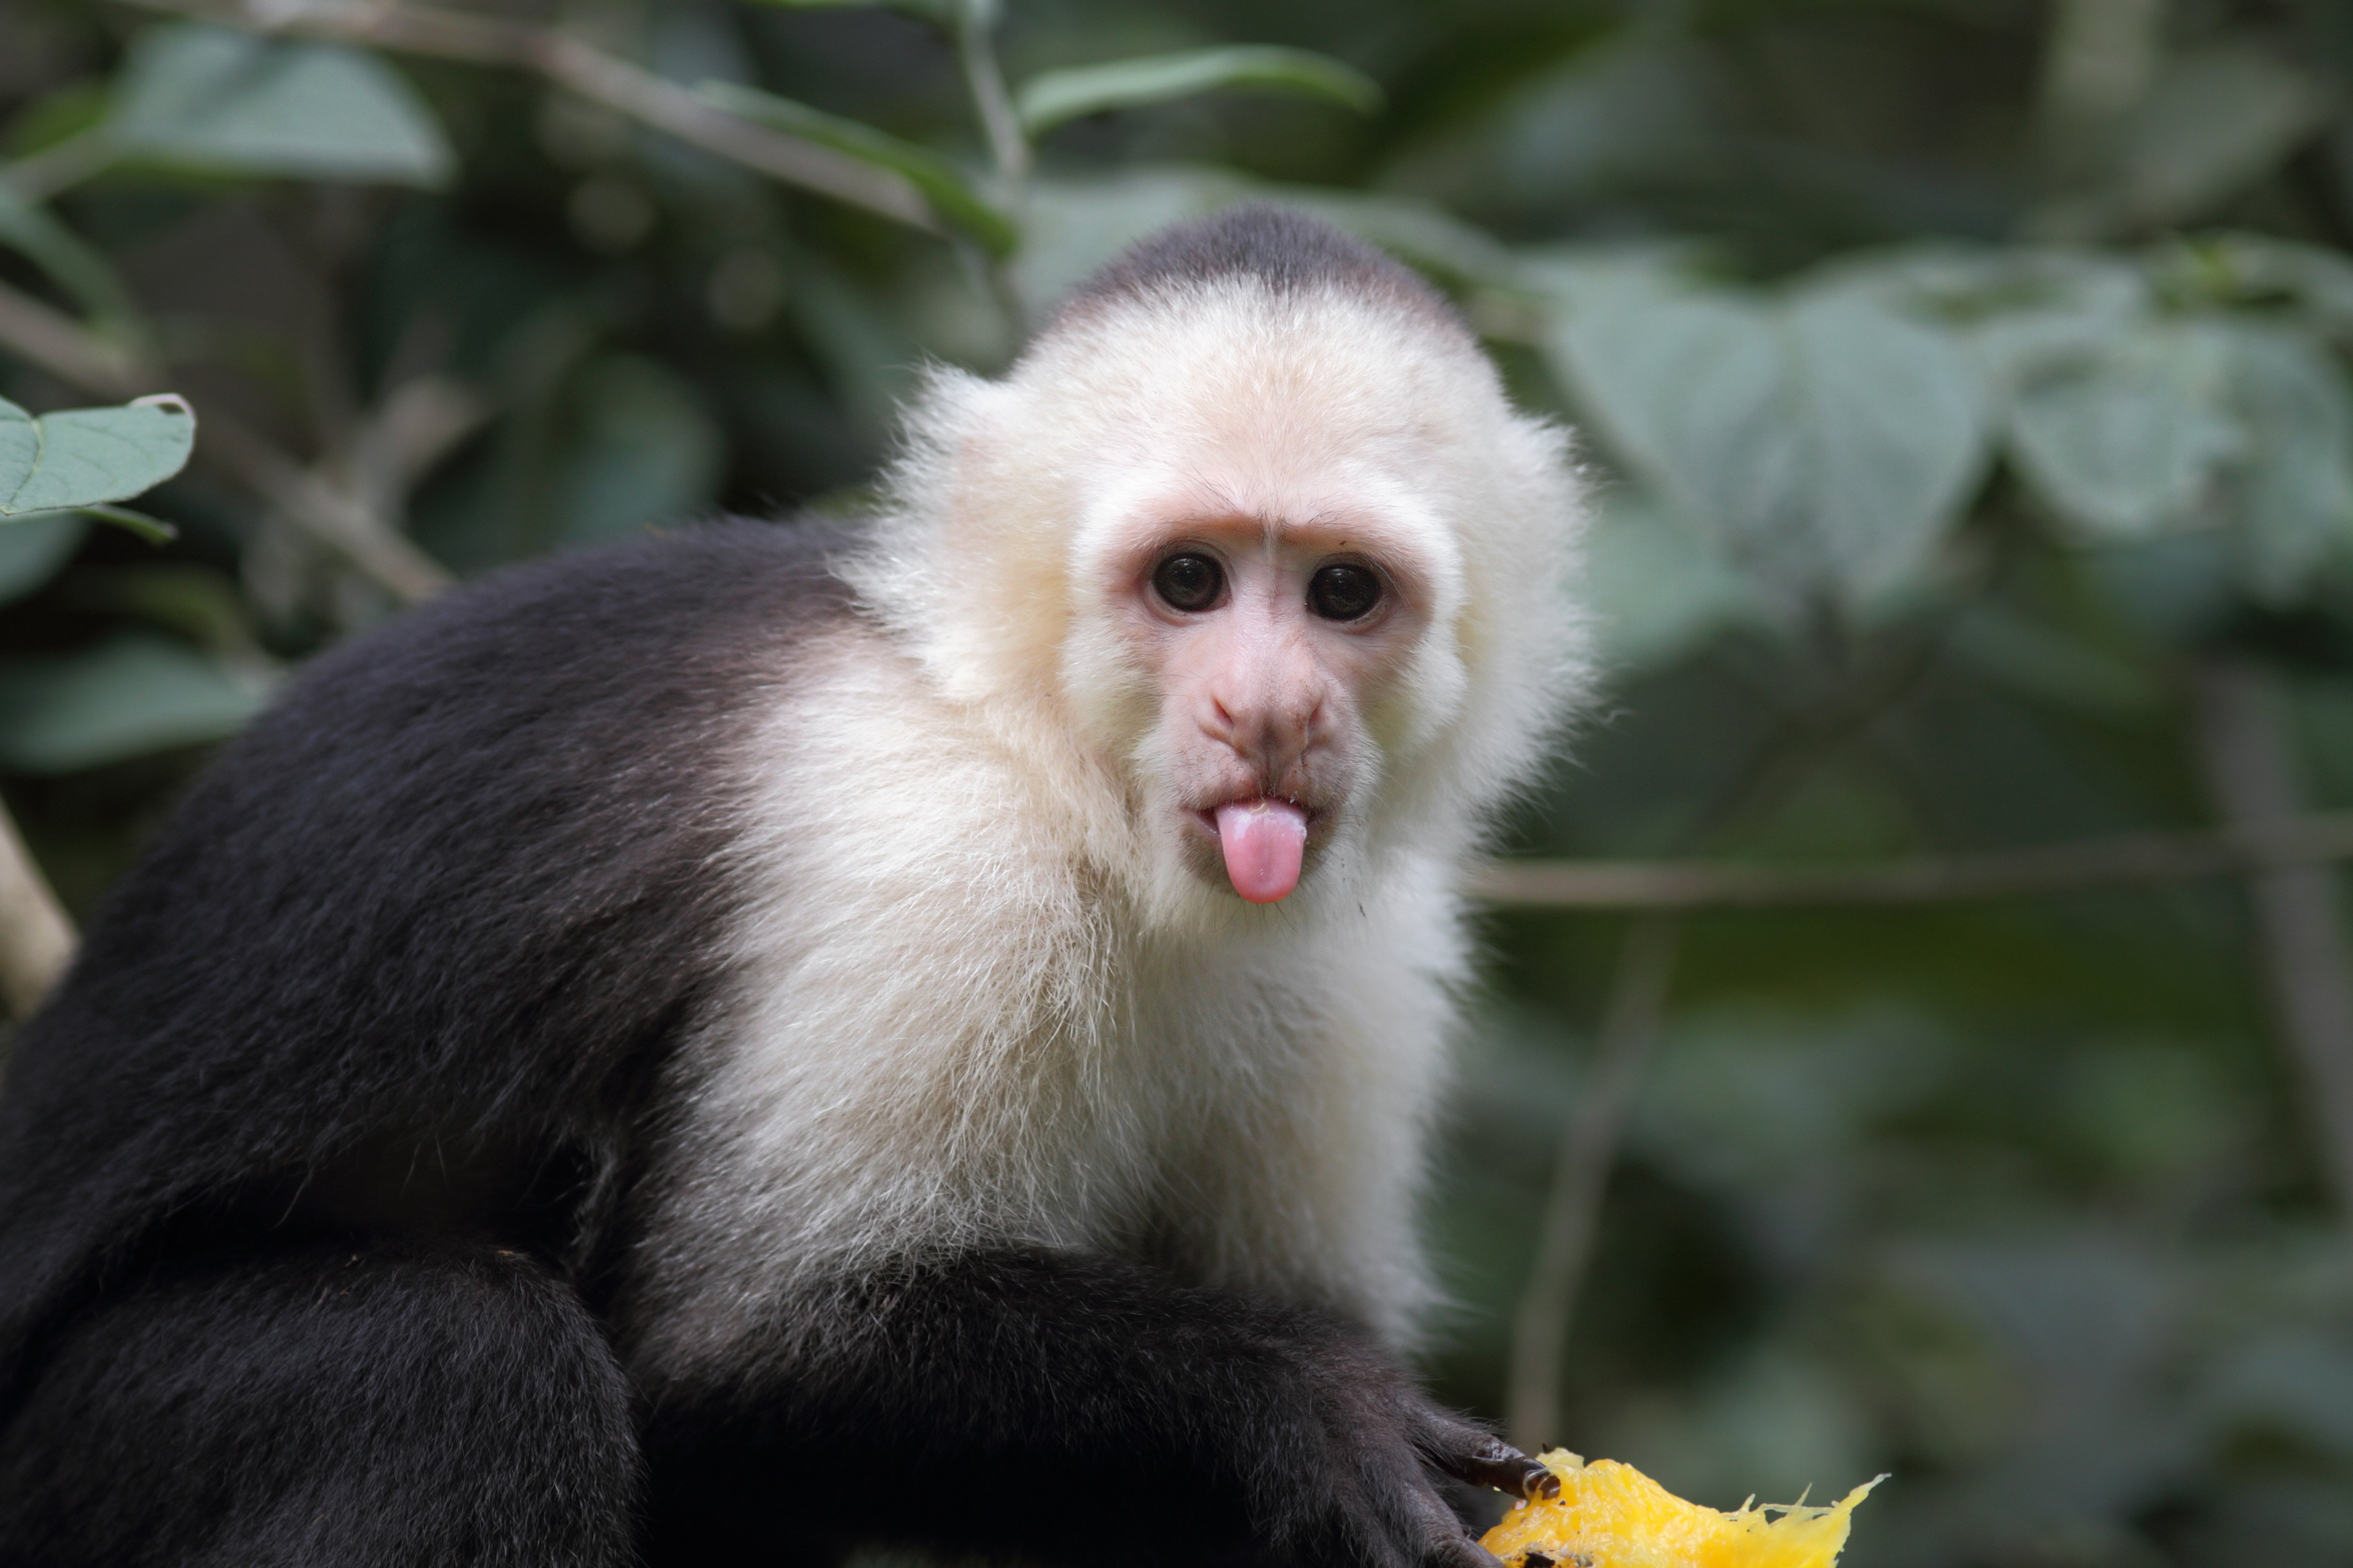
[1109,513,1433,904]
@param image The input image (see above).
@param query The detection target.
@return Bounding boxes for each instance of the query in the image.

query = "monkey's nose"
[1199,649,1324,786]
[1210,703,1314,789]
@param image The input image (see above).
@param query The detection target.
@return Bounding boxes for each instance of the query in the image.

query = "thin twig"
[118,0,941,233]
[2192,660,2353,1218]
[1468,812,2353,910]
[0,128,119,206]
[953,0,1031,186]
[2035,0,2162,154]
[0,278,145,397]
[0,801,74,1020]
[2025,0,2163,237]
[200,413,452,602]
[1498,654,1940,1448]
[1506,916,1679,1452]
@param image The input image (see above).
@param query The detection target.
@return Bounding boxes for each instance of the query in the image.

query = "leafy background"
[7,1,2353,1564]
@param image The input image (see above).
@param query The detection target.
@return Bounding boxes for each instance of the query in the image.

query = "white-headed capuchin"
[0,205,1589,1568]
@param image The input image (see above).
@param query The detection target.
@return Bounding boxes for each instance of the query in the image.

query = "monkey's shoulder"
[276,518,860,753]
[141,520,856,848]
[21,522,869,1102]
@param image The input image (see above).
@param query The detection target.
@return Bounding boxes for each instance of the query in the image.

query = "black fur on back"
[0,1237,639,1564]
[0,519,855,1400]
[1058,202,1462,330]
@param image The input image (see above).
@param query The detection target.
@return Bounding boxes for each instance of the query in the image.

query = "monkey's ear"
[850,368,1005,593]
[847,368,1084,707]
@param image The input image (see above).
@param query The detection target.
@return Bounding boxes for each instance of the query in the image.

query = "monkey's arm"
[635,1247,1546,1568]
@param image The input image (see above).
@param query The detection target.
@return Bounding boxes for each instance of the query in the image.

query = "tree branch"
[953,0,1030,186]
[117,0,942,234]
[1468,812,2353,910]
[2192,660,2353,1218]
[0,801,74,1021]
[1505,915,1678,1452]
[198,413,451,603]
[0,128,117,206]
[0,278,145,399]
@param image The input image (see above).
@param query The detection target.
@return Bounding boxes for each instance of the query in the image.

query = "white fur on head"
[846,241,1592,918]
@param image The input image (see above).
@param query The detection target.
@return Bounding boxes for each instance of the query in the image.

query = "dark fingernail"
[1523,1467,1560,1501]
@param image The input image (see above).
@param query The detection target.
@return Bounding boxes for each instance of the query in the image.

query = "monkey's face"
[867,280,1573,923]
[1083,499,1444,909]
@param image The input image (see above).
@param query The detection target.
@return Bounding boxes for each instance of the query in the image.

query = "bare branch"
[0,128,118,206]
[199,412,452,603]
[0,800,74,1021]
[349,374,491,527]
[118,0,942,233]
[1468,813,2353,911]
[2192,660,2353,1219]
[2036,0,2162,140]
[0,278,145,398]
[952,0,1030,185]
[1505,916,1678,1452]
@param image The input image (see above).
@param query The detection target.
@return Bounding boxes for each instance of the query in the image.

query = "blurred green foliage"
[8,0,2353,1564]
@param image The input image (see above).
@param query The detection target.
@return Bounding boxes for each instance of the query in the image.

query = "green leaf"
[2214,323,2353,602]
[1784,284,1991,597]
[0,186,138,329]
[110,24,454,189]
[1812,245,2145,341]
[1015,46,1382,136]
[694,81,1016,255]
[0,632,268,774]
[0,512,87,606]
[2001,318,2241,539]
[1547,270,1987,609]
[2176,234,2353,338]
[1584,486,1757,669]
[0,394,196,520]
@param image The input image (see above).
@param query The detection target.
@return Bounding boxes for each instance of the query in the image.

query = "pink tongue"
[1215,799,1308,904]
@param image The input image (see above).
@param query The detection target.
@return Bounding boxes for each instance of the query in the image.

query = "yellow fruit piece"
[1479,1450,1882,1568]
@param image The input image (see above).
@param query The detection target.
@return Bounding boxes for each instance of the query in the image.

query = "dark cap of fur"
[1053,204,1464,334]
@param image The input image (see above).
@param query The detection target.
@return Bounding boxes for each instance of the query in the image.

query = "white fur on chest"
[631,630,1467,1375]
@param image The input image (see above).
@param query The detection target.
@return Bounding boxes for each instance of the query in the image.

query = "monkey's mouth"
[1191,797,1312,904]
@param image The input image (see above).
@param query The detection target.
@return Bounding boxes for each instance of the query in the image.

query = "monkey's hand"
[1241,1320,1556,1568]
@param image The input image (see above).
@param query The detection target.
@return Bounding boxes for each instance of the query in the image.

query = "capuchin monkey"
[0,206,1588,1567]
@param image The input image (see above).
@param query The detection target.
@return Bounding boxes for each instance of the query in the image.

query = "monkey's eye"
[1152,553,1225,612]
[1308,563,1382,622]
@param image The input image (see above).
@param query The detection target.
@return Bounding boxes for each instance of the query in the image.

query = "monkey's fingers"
[1413,1412,1559,1501]
[1405,1479,1509,1568]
